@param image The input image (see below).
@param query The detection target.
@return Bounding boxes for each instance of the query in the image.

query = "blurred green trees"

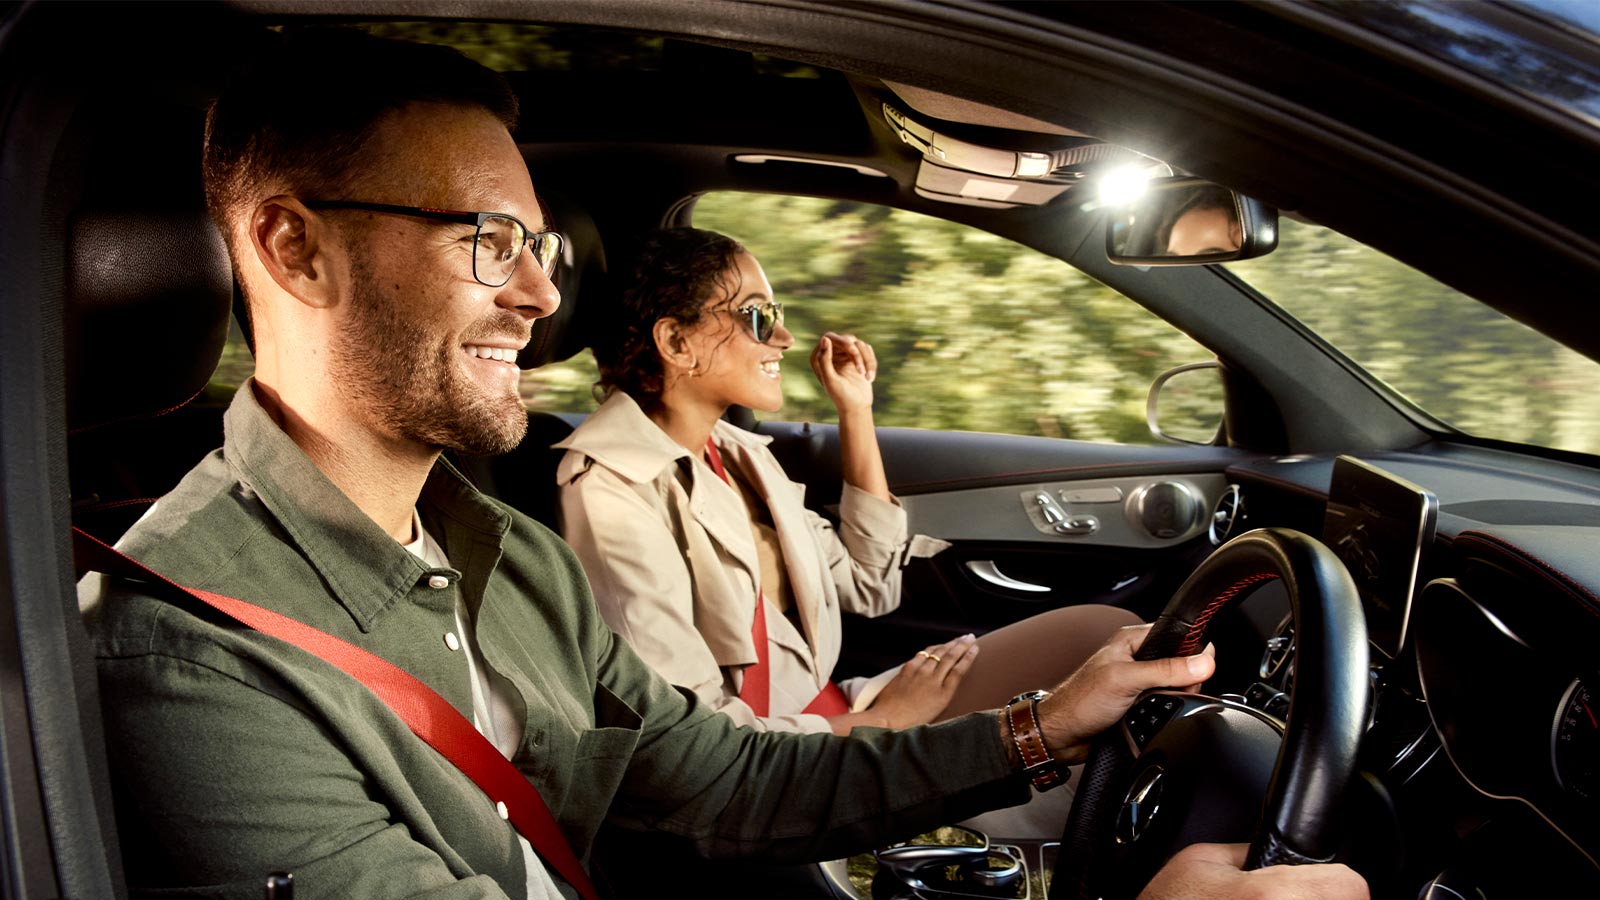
[1229,218,1600,454]
[519,194,1214,444]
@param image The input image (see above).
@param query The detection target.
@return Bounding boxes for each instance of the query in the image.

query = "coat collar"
[553,391,773,486]
[556,392,828,669]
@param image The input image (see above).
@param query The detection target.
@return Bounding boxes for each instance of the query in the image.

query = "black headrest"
[66,208,232,432]
[64,102,232,434]
[520,188,606,369]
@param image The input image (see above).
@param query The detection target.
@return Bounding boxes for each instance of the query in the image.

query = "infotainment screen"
[1321,456,1438,659]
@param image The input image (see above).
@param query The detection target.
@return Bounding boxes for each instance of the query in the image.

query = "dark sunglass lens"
[762,303,783,342]
[746,303,782,342]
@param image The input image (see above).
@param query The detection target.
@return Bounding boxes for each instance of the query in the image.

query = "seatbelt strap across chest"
[702,439,848,718]
[73,527,602,900]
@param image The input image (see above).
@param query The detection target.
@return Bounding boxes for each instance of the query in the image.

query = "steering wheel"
[1051,528,1369,900]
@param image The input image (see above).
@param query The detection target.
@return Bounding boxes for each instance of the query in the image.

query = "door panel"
[757,420,1252,678]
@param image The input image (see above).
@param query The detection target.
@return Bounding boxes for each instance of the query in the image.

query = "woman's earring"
[687,354,700,376]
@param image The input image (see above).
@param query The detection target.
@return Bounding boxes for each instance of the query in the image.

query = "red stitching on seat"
[1179,572,1280,656]
[68,384,210,436]
[80,497,159,511]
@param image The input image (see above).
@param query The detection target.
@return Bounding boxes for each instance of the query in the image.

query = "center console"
[833,827,1053,900]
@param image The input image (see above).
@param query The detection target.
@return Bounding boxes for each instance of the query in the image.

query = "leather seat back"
[64,104,234,545]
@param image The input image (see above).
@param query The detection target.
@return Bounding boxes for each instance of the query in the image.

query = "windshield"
[1227,217,1600,456]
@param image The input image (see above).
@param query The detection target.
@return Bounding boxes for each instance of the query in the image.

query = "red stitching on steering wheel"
[1178,572,1280,655]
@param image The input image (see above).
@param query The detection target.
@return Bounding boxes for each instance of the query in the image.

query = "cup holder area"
[836,827,1057,900]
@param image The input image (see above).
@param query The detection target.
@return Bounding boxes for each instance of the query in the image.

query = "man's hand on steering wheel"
[1022,624,1216,765]
[1138,844,1369,900]
[1036,529,1372,900]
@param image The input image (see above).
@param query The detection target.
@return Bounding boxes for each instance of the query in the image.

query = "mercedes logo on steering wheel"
[1115,764,1166,845]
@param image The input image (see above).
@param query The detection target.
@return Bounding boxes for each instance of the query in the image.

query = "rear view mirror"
[1106,177,1278,265]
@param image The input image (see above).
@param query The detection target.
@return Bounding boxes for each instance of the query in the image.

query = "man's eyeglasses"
[728,301,785,343]
[304,200,563,288]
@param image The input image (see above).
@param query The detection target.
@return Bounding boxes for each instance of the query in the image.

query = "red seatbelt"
[802,680,849,717]
[702,439,848,719]
[72,527,601,900]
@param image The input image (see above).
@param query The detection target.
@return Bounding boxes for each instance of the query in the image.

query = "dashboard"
[858,430,1600,897]
[1218,448,1600,897]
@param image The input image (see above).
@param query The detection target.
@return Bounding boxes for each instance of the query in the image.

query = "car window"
[679,192,1215,443]
[1226,217,1600,456]
[212,315,255,390]
[524,194,1217,442]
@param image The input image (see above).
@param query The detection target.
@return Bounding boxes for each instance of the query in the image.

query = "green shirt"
[83,383,1025,899]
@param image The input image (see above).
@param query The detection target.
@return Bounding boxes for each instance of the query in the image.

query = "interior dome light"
[1098,164,1156,206]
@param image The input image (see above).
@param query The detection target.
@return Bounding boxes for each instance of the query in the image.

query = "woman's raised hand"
[810,332,878,416]
[867,634,979,729]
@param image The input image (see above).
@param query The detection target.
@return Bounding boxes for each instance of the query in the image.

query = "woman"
[556,227,1140,737]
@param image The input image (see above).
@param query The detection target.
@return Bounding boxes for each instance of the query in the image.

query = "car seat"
[64,103,235,548]
[49,98,235,900]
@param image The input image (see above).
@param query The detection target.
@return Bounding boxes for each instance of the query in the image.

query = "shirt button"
[427,575,449,589]
[444,632,461,652]
[496,801,510,820]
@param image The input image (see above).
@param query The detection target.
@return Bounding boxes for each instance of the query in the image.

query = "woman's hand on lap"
[868,633,979,728]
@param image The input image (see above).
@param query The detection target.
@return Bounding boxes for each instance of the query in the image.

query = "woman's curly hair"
[595,227,747,400]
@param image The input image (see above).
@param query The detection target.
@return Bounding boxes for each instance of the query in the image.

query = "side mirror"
[1147,361,1224,445]
[1106,177,1278,266]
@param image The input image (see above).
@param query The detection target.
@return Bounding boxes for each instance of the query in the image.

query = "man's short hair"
[202,27,519,245]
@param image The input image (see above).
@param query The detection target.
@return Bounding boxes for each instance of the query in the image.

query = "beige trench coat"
[555,392,943,733]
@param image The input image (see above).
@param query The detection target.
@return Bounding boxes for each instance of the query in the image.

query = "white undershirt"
[404,511,561,900]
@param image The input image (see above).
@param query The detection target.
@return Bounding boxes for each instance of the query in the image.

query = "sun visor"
[884,101,1157,208]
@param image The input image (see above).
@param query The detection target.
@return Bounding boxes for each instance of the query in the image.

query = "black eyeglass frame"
[303,200,562,287]
[730,300,785,344]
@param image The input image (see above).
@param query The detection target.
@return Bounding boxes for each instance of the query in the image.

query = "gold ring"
[919,651,941,663]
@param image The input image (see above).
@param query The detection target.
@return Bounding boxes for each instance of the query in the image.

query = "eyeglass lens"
[746,302,783,342]
[474,215,562,287]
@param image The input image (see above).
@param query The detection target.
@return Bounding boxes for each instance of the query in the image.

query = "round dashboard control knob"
[1130,481,1201,539]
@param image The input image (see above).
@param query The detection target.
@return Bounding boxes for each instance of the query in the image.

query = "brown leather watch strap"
[1006,690,1064,791]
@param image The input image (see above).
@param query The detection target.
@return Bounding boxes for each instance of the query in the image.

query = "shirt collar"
[223,380,510,632]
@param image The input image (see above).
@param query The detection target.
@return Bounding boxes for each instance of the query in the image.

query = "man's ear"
[652,317,698,374]
[250,196,340,309]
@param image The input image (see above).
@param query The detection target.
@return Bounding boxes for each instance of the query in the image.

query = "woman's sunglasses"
[731,301,785,343]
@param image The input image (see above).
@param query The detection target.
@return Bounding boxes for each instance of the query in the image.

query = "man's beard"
[333,273,530,457]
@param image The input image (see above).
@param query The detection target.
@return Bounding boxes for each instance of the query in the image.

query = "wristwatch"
[1005,690,1065,791]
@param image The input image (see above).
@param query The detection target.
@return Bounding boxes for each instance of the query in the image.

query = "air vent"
[1209,484,1245,546]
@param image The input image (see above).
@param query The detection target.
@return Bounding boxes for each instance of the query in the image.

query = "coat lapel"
[716,429,828,668]
[683,455,763,594]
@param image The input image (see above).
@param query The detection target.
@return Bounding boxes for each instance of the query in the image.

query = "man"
[81,28,1367,900]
